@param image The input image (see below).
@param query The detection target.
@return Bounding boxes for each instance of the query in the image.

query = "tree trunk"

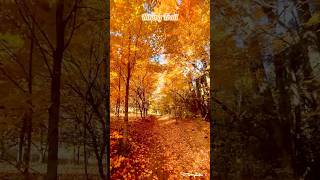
[17,117,26,169]
[83,126,89,180]
[47,1,64,179]
[39,125,46,163]
[103,2,110,176]
[97,155,106,180]
[91,133,106,180]
[77,143,80,165]
[23,30,34,179]
[259,8,296,177]
[23,109,32,180]
[138,100,143,119]
[123,70,130,153]
[73,143,76,164]
[122,34,132,154]
[116,69,121,118]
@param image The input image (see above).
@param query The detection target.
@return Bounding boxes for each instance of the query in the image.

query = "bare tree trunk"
[23,109,32,180]
[39,126,46,163]
[23,27,34,180]
[103,1,110,176]
[73,142,76,164]
[47,0,64,179]
[90,131,106,180]
[77,142,80,165]
[83,126,89,180]
[97,155,105,180]
[17,117,26,169]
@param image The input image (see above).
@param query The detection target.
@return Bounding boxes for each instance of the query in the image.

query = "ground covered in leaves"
[110,115,210,179]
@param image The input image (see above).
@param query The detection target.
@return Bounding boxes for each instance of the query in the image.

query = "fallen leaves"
[111,131,123,139]
[111,155,126,169]
[110,116,210,179]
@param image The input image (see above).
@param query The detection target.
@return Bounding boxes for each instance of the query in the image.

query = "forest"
[1,0,319,180]
[213,0,320,179]
[0,0,108,179]
[110,0,210,179]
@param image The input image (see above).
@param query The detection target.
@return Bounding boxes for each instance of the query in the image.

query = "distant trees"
[155,0,210,119]
[110,0,210,123]
[0,2,42,178]
[132,64,159,119]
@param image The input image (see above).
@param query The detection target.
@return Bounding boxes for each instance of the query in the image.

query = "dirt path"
[110,116,210,179]
[131,116,170,179]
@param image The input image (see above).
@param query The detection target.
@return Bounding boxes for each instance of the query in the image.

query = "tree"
[1,0,108,179]
[212,0,320,179]
[111,0,161,154]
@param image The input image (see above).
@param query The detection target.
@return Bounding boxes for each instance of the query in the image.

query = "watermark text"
[180,172,204,177]
[142,13,179,22]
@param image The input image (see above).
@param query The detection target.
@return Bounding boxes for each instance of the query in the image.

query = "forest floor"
[110,115,210,179]
[0,164,101,179]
